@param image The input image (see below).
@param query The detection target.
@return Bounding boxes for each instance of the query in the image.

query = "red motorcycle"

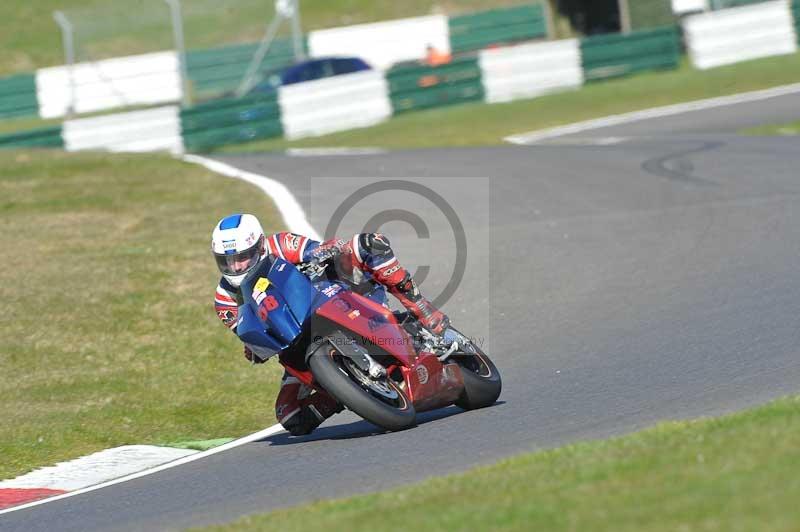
[237,254,502,431]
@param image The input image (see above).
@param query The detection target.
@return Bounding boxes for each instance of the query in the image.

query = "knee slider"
[282,407,323,436]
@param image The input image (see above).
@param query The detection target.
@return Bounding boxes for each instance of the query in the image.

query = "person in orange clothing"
[424,43,452,66]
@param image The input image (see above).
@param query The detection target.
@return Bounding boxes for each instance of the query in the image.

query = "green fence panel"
[181,94,280,131]
[391,79,484,113]
[580,26,680,81]
[181,93,283,151]
[0,125,63,149]
[186,37,305,97]
[0,73,38,120]
[387,58,484,113]
[713,0,772,8]
[448,4,547,54]
[183,119,283,152]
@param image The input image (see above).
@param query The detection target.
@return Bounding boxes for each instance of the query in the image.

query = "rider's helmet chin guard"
[211,213,266,287]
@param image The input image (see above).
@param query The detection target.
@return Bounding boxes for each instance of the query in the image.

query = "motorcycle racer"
[211,213,449,436]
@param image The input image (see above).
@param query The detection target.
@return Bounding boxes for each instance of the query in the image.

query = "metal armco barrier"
[35,51,183,119]
[448,4,548,54]
[0,74,38,120]
[388,58,484,113]
[480,39,583,104]
[0,125,64,148]
[278,70,391,140]
[684,0,798,69]
[62,106,183,153]
[180,93,282,152]
[580,26,681,81]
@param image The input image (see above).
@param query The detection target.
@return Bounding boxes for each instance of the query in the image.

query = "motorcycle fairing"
[314,291,418,364]
[239,256,314,349]
[402,355,464,412]
[236,303,287,353]
[237,255,363,352]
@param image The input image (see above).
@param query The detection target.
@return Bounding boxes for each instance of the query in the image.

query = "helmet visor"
[214,244,261,276]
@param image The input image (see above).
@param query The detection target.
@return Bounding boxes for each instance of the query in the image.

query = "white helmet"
[211,213,266,287]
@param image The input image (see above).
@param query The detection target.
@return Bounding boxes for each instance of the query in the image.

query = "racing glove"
[309,244,342,265]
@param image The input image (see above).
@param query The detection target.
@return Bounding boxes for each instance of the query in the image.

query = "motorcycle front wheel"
[448,328,502,410]
[307,336,417,432]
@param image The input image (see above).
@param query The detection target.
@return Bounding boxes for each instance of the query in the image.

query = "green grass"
[742,120,800,136]
[0,0,562,76]
[197,395,800,532]
[220,53,800,152]
[0,150,286,480]
[165,438,235,451]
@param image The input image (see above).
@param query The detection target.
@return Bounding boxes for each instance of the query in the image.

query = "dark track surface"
[4,92,800,531]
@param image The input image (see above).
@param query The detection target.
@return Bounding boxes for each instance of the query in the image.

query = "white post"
[618,0,632,33]
[542,0,555,39]
[53,11,77,118]
[164,0,191,107]
[290,0,305,61]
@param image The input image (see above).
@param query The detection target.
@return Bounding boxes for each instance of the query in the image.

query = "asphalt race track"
[4,93,800,531]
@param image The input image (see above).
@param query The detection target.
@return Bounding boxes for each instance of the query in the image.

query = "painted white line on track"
[536,136,631,146]
[286,147,387,156]
[182,154,321,240]
[504,82,800,145]
[0,425,285,516]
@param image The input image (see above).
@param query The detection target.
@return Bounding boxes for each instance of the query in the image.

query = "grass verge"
[0,150,285,480]
[197,395,800,531]
[742,120,800,136]
[220,53,800,153]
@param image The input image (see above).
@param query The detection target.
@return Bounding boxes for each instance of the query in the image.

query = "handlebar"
[298,259,329,280]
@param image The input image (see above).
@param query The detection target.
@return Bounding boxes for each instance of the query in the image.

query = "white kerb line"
[182,154,321,241]
[504,82,800,144]
[0,424,284,516]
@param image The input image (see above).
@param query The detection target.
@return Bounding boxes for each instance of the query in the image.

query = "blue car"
[249,56,372,94]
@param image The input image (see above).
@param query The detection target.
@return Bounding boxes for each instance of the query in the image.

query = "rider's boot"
[275,373,343,436]
[388,272,450,335]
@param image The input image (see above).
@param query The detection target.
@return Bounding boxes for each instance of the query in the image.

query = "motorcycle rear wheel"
[308,337,417,432]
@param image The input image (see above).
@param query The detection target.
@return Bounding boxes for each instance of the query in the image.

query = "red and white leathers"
[215,231,448,436]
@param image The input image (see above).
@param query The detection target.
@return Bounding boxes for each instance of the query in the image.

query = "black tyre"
[450,331,502,410]
[308,338,416,431]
